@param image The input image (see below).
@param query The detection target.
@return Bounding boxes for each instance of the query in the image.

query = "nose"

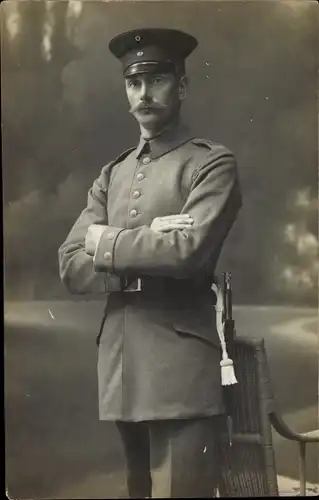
[139,81,151,102]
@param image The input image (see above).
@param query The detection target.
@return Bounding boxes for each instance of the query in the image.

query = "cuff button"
[103,252,112,260]
[107,232,115,240]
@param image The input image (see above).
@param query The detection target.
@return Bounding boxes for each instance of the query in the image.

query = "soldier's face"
[125,72,188,130]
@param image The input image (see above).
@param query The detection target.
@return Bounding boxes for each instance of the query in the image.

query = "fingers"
[150,214,194,233]
[169,219,193,225]
[159,215,193,224]
[159,214,193,220]
[157,223,193,233]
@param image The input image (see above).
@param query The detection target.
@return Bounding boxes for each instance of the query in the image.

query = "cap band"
[124,60,176,77]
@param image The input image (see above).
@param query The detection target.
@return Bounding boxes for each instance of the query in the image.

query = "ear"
[178,75,189,101]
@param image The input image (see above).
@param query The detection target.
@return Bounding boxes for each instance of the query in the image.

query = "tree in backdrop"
[3,0,85,298]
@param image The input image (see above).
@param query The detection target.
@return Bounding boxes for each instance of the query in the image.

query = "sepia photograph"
[3,0,318,498]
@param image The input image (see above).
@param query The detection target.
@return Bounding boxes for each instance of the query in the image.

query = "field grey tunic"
[58,124,242,421]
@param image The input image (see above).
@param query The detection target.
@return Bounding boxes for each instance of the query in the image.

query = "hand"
[85,224,107,255]
[150,214,194,233]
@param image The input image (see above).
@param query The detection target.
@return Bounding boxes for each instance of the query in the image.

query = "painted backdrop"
[2,0,318,305]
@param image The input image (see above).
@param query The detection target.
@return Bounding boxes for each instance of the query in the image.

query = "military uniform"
[59,28,242,499]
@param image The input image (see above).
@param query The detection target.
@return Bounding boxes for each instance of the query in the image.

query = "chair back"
[218,336,279,497]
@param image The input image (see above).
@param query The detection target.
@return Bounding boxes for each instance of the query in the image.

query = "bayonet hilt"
[222,272,235,344]
[222,272,233,321]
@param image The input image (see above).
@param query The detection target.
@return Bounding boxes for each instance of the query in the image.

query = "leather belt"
[120,276,215,295]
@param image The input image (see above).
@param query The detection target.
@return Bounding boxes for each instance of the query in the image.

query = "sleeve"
[58,162,122,294]
[93,148,242,279]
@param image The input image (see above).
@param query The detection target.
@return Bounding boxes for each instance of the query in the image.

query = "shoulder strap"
[110,146,136,166]
[101,146,136,186]
[191,138,225,151]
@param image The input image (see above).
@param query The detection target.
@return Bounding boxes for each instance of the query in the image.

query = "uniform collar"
[136,123,194,160]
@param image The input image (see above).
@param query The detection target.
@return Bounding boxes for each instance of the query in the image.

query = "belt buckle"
[124,277,143,292]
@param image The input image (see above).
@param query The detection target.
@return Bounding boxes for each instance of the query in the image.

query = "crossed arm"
[58,149,242,294]
[85,214,194,255]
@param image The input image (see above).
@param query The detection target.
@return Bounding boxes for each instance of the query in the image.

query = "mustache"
[129,102,169,114]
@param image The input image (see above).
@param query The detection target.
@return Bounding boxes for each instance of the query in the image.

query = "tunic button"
[142,157,151,165]
[103,252,112,260]
[107,232,115,240]
[132,190,141,199]
[136,172,145,181]
[130,209,138,218]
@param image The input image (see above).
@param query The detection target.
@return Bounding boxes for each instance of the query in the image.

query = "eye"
[151,75,163,84]
[126,79,138,88]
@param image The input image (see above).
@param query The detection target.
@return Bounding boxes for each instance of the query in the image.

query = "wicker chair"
[217,334,319,497]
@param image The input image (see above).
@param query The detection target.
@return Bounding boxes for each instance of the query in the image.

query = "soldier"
[58,28,242,499]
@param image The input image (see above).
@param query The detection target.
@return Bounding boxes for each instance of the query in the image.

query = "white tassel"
[211,283,238,386]
[220,358,237,386]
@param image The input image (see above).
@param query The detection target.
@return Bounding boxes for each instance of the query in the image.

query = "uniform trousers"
[116,415,223,499]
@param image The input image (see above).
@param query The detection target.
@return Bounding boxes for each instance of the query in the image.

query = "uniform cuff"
[93,226,124,272]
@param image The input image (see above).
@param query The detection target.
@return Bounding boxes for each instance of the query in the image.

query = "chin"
[135,112,162,127]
